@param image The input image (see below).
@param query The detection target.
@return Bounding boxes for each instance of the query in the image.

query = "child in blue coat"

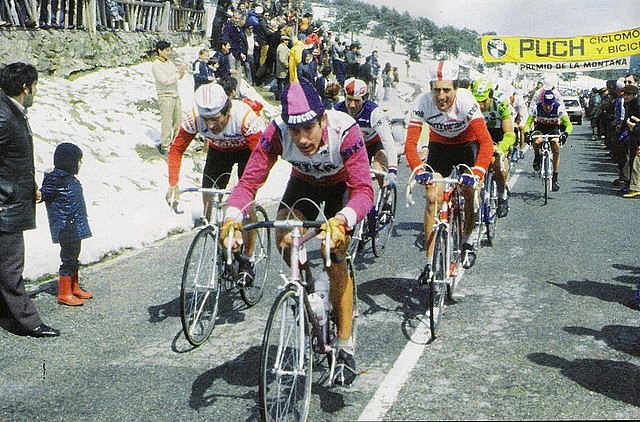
[41,143,93,306]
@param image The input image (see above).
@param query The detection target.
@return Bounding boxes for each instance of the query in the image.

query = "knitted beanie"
[54,142,83,174]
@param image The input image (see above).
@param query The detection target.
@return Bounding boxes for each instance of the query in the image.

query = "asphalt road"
[1,122,639,421]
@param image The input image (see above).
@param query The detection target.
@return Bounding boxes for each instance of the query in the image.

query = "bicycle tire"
[180,227,222,347]
[372,184,397,257]
[347,256,358,352]
[240,204,272,306]
[259,287,313,422]
[543,151,550,204]
[448,187,465,299]
[485,172,498,246]
[429,225,447,340]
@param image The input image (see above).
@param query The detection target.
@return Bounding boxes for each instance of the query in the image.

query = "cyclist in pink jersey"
[222,82,373,386]
[404,61,493,276]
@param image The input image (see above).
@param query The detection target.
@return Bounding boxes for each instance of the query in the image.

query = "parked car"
[563,96,584,125]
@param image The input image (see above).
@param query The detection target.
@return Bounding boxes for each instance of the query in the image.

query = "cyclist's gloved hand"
[384,169,397,186]
[318,216,348,250]
[460,173,478,187]
[166,185,182,214]
[414,171,433,185]
[524,132,532,144]
[221,219,244,252]
[560,131,568,145]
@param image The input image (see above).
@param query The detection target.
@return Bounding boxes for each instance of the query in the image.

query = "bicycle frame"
[531,132,560,204]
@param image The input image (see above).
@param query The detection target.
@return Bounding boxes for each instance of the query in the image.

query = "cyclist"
[505,86,529,160]
[166,82,265,285]
[524,89,573,192]
[334,77,398,187]
[404,61,493,276]
[470,78,516,218]
[222,82,373,386]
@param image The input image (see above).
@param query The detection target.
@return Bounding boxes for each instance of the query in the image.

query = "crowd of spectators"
[208,0,399,106]
[584,73,640,197]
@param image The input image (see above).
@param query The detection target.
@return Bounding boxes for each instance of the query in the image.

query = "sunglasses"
[624,80,635,85]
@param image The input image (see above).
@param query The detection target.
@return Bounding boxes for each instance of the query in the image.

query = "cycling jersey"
[227,109,374,228]
[404,88,493,177]
[524,100,573,134]
[167,100,265,186]
[334,99,398,172]
[481,97,516,153]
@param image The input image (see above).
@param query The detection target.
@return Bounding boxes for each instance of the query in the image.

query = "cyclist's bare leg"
[325,240,352,340]
[491,152,509,196]
[551,139,561,172]
[462,184,476,240]
[372,150,389,189]
[242,207,257,257]
[424,175,444,259]
[202,192,213,222]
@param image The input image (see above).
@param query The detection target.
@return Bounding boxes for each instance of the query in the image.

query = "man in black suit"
[0,62,59,338]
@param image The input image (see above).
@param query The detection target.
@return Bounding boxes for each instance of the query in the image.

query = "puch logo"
[486,37,508,59]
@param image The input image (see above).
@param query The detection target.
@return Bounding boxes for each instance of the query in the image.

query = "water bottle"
[315,270,331,315]
[308,292,325,326]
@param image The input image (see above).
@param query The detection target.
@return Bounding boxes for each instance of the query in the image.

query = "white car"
[562,96,584,125]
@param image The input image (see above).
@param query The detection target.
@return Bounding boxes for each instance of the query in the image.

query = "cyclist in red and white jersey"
[404,61,493,274]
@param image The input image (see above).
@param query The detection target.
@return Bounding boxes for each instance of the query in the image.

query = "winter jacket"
[40,168,92,244]
[0,91,38,233]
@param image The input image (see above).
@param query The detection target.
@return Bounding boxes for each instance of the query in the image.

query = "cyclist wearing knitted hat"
[223,82,373,386]
[404,61,493,274]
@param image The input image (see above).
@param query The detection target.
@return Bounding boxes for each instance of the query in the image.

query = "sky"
[358,0,640,38]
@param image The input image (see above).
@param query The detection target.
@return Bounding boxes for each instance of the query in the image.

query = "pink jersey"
[227,109,374,228]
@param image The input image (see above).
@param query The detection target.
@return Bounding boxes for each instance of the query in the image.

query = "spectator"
[323,81,341,110]
[212,38,232,81]
[275,34,290,100]
[192,48,217,91]
[369,49,380,99]
[0,62,59,337]
[345,41,361,78]
[587,87,603,139]
[41,143,93,307]
[333,51,347,87]
[151,40,186,155]
[296,47,317,86]
[381,62,392,101]
[223,10,248,89]
[209,0,233,50]
[244,24,256,85]
[288,33,306,82]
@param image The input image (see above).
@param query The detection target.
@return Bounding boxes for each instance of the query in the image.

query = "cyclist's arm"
[560,115,573,135]
[370,107,398,172]
[167,122,196,187]
[497,101,516,153]
[226,123,280,220]
[523,114,535,133]
[404,118,424,172]
[240,107,266,151]
[341,124,375,228]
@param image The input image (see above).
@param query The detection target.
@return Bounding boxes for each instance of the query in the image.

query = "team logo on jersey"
[486,37,508,59]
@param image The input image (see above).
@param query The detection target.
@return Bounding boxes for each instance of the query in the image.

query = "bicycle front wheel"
[180,227,222,347]
[543,152,550,204]
[260,288,313,422]
[372,184,397,257]
[240,204,272,306]
[429,225,448,340]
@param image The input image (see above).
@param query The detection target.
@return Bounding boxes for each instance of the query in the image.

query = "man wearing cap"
[275,34,290,100]
[151,40,186,154]
[166,83,265,284]
[620,83,640,198]
[404,61,493,274]
[222,82,373,386]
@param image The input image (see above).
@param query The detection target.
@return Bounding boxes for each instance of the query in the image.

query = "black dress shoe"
[27,324,60,338]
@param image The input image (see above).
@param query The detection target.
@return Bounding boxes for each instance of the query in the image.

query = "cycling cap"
[471,78,493,102]
[194,83,228,117]
[430,61,459,81]
[542,89,555,105]
[344,77,368,98]
[281,82,325,127]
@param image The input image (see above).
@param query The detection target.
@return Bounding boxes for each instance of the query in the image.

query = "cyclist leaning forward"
[524,89,573,192]
[404,61,493,274]
[334,77,398,186]
[470,78,516,218]
[165,82,265,285]
[222,82,374,386]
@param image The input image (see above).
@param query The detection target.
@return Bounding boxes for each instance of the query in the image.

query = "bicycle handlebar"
[180,187,233,195]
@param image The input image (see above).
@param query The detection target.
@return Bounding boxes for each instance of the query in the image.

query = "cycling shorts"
[426,141,479,176]
[279,176,348,221]
[533,124,562,136]
[202,148,251,189]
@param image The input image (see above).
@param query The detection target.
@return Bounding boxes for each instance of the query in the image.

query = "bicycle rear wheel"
[372,184,397,257]
[180,227,222,347]
[543,152,550,204]
[260,287,313,422]
[240,204,272,306]
[429,226,447,340]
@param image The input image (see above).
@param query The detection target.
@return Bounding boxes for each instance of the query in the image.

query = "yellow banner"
[482,28,640,63]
